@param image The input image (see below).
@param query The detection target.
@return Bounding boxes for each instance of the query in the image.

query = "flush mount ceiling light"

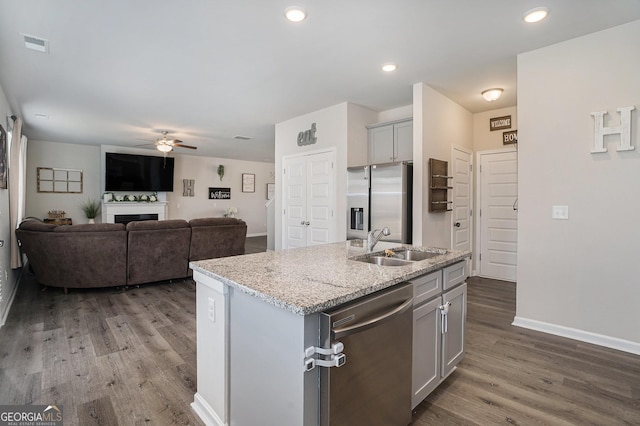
[285,6,307,22]
[481,88,503,102]
[381,63,397,72]
[523,7,549,23]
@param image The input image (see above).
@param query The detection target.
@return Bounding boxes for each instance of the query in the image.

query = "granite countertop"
[190,241,471,316]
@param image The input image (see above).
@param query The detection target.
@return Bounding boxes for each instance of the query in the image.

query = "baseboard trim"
[246,232,266,238]
[0,268,23,328]
[191,392,226,426]
[512,316,640,356]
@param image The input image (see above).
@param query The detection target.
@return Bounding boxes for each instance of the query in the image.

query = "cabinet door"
[368,125,394,164]
[412,297,441,409]
[393,120,413,162]
[441,282,467,379]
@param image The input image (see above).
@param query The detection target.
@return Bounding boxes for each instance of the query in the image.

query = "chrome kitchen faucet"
[367,227,390,252]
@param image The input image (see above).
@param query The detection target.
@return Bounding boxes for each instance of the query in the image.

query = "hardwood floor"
[413,278,640,425]
[1,257,639,424]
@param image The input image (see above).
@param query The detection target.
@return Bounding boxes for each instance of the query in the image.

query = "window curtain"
[9,117,27,269]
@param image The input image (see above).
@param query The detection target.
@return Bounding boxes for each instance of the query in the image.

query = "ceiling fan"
[138,130,197,153]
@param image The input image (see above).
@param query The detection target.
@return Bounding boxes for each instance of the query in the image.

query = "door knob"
[454,222,461,228]
[301,221,306,225]
[305,221,310,226]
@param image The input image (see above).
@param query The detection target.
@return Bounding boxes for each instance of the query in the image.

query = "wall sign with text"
[490,115,511,131]
[209,187,231,199]
[503,130,518,145]
[297,122,318,146]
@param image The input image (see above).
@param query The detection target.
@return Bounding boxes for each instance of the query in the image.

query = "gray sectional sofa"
[16,217,247,292]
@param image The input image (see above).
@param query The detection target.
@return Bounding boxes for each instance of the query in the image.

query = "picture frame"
[266,183,275,200]
[0,125,6,189]
[242,173,255,193]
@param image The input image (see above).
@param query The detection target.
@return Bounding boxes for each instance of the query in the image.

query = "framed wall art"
[242,173,255,193]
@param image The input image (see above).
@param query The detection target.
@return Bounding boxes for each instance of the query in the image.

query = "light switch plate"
[552,205,569,219]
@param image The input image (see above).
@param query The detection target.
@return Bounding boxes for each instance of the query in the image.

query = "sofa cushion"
[16,223,128,289]
[127,219,189,231]
[127,219,191,285]
[18,220,56,232]
[189,217,243,227]
[54,223,125,232]
[189,218,247,262]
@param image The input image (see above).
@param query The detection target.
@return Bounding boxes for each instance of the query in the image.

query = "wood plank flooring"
[1,239,639,424]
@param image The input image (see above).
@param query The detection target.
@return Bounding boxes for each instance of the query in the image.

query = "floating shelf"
[429,158,451,213]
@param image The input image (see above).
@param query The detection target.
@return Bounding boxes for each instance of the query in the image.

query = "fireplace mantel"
[102,202,168,223]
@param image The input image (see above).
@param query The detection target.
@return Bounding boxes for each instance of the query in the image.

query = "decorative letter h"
[590,106,635,153]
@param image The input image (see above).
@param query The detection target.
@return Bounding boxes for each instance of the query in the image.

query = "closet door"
[282,150,336,249]
[283,156,309,249]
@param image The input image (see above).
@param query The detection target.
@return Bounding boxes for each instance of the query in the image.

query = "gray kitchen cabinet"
[367,119,413,164]
[411,260,467,409]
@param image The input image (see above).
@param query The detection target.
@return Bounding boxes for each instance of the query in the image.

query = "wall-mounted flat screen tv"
[105,153,175,192]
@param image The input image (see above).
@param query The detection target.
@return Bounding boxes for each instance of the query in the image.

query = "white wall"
[473,106,518,152]
[274,102,375,249]
[516,20,640,352]
[26,140,101,222]
[413,83,473,247]
[0,84,19,327]
[25,141,273,235]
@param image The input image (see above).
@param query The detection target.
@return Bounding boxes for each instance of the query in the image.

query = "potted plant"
[80,198,101,224]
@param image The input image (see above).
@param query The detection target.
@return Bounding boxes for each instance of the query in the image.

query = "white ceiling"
[0,1,639,162]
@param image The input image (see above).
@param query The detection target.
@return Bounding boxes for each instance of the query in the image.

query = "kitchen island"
[190,240,470,426]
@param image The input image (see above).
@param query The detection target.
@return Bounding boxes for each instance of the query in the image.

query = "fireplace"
[102,201,168,224]
[114,213,159,225]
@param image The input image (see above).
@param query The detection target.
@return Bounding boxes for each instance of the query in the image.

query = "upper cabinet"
[367,118,413,164]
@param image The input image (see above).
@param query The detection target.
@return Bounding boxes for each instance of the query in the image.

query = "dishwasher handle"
[332,296,413,340]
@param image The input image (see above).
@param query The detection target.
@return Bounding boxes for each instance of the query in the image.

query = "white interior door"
[451,146,472,254]
[282,150,335,249]
[479,150,518,281]
[283,156,308,249]
[307,152,334,246]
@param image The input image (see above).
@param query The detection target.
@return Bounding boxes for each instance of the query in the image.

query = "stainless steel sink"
[352,248,448,266]
[392,249,445,261]
[358,256,413,266]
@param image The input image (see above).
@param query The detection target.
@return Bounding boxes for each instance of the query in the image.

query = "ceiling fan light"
[481,88,503,102]
[157,144,172,153]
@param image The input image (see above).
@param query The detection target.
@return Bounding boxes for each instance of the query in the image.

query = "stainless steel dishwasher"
[319,282,413,426]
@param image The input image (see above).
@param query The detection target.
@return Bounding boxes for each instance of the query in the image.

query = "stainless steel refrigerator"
[347,161,412,243]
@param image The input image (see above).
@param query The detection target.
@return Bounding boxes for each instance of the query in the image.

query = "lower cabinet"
[411,261,467,409]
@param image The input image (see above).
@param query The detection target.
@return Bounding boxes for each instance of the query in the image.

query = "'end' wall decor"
[297,122,317,146]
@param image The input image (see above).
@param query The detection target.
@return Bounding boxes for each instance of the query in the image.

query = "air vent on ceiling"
[233,135,252,140]
[22,34,49,53]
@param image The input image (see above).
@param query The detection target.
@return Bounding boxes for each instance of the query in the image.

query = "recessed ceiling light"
[285,6,307,22]
[523,7,549,23]
[382,63,397,72]
[481,88,503,102]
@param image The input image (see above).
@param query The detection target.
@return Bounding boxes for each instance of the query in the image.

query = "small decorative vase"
[88,218,95,224]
